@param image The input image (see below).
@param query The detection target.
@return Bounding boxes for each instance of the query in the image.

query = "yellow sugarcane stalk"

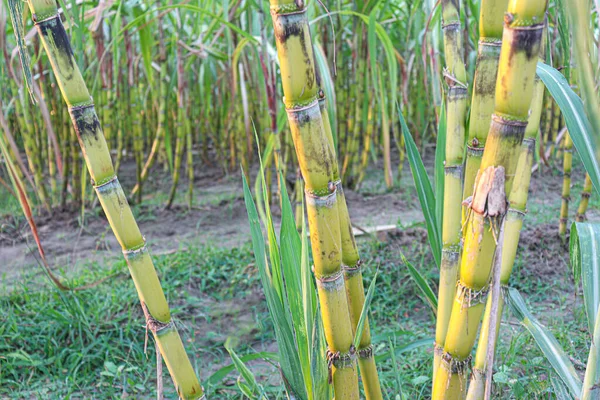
[433,1,547,398]
[466,40,545,398]
[319,93,383,399]
[433,0,468,383]
[267,1,359,397]
[576,173,593,222]
[559,132,574,239]
[25,0,203,397]
[462,0,508,221]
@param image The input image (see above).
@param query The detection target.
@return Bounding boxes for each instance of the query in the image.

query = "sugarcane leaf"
[551,376,575,400]
[536,62,600,196]
[311,303,332,400]
[242,173,304,400]
[6,0,35,101]
[131,3,154,87]
[224,339,262,397]
[353,271,378,349]
[374,337,433,363]
[398,104,442,268]
[279,173,313,398]
[204,352,279,388]
[400,253,437,313]
[570,222,600,334]
[435,102,446,239]
[582,304,600,400]
[505,287,582,397]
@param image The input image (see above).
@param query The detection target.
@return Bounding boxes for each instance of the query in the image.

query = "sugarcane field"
[3,0,600,398]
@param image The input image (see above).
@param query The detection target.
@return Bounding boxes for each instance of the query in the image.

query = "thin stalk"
[559,132,573,240]
[576,173,593,222]
[319,93,383,399]
[433,0,468,384]
[24,1,203,397]
[462,0,508,222]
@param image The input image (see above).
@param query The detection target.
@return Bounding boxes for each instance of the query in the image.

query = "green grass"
[0,222,591,398]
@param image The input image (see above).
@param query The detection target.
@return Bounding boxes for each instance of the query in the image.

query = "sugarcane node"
[456,280,489,308]
[315,269,345,291]
[342,259,363,277]
[94,175,118,190]
[434,342,444,356]
[328,181,336,193]
[470,367,485,381]
[141,301,172,334]
[441,351,472,375]
[561,195,571,201]
[582,192,592,199]
[357,344,374,359]
[472,138,479,148]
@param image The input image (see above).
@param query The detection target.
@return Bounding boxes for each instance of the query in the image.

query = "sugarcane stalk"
[559,132,573,240]
[433,0,468,383]
[462,0,508,222]
[576,173,593,222]
[268,1,359,397]
[466,40,546,398]
[166,40,187,209]
[131,61,167,198]
[319,91,383,399]
[23,0,203,397]
[433,2,547,397]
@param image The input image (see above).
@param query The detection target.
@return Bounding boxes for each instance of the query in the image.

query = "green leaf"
[374,337,433,363]
[570,222,600,334]
[204,352,279,388]
[537,62,600,196]
[224,339,262,398]
[353,271,378,349]
[398,104,442,268]
[400,253,437,313]
[132,3,154,88]
[279,174,313,398]
[505,287,582,397]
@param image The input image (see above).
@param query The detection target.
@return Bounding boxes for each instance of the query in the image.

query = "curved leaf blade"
[398,105,441,267]
[570,222,600,334]
[537,62,600,196]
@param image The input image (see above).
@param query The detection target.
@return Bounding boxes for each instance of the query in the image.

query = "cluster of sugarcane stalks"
[0,0,445,220]
[432,0,549,398]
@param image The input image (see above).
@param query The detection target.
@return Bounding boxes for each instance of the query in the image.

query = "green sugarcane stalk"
[466,37,546,398]
[462,0,508,221]
[267,1,359,397]
[22,0,203,397]
[576,173,593,222]
[131,61,168,198]
[433,1,547,397]
[319,92,383,399]
[433,0,468,383]
[559,132,573,240]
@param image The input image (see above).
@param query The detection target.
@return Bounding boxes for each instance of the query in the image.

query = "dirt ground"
[0,155,597,287]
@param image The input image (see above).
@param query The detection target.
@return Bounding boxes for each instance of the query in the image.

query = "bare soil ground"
[0,153,597,288]
[0,160,426,284]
